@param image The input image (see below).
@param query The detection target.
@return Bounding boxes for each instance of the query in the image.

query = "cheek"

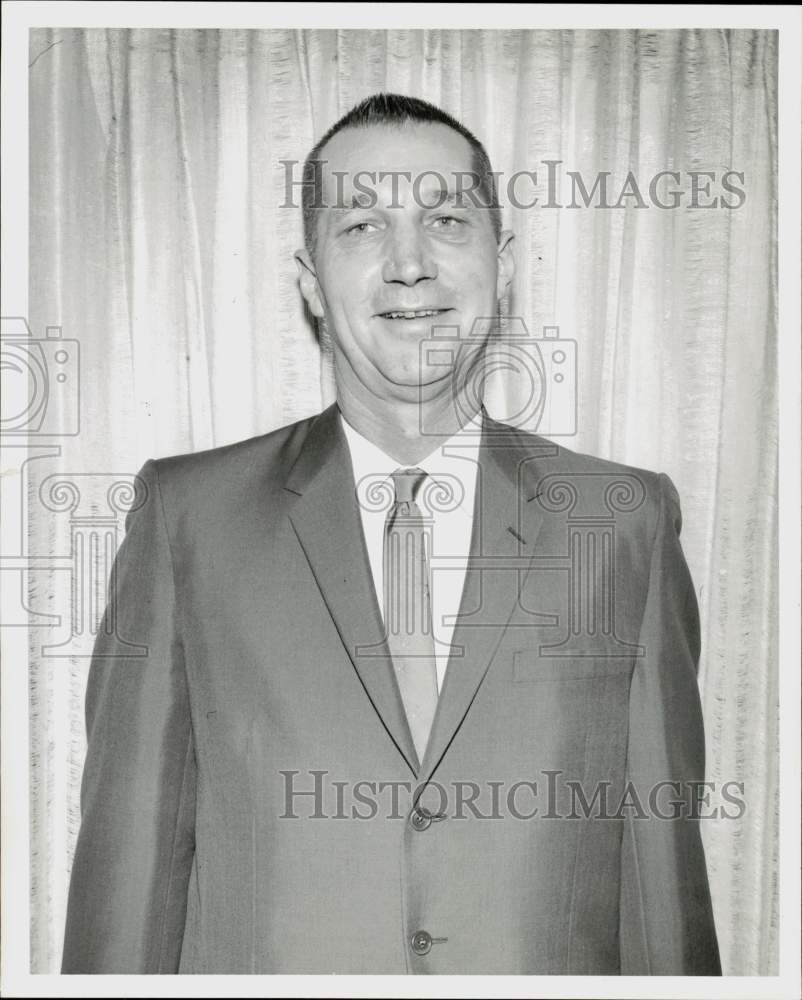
[319,262,374,316]
[441,242,498,290]
[450,265,499,314]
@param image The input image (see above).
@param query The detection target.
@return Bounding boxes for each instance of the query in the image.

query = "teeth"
[384,310,442,319]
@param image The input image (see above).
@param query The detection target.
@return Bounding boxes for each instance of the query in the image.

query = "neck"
[336,389,480,466]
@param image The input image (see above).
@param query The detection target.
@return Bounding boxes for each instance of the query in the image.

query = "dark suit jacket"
[61,402,721,974]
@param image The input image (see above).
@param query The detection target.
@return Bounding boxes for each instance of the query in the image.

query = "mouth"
[376,308,453,321]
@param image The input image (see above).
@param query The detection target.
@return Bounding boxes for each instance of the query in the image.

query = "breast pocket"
[511,648,635,684]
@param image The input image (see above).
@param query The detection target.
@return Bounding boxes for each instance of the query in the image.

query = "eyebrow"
[330,189,478,215]
[430,189,477,208]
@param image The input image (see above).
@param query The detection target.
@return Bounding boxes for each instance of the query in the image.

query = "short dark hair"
[301,92,502,255]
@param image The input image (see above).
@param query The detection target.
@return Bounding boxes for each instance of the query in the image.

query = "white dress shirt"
[339,408,482,693]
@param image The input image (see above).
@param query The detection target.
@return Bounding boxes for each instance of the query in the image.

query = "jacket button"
[410,807,432,831]
[411,930,432,955]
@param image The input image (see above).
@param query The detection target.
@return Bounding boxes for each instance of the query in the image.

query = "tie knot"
[391,467,427,505]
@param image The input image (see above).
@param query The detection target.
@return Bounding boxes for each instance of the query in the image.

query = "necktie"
[383,467,439,765]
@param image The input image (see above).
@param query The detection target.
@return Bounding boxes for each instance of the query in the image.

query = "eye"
[430,215,464,229]
[345,220,378,235]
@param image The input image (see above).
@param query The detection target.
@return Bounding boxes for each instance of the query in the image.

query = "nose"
[382,225,438,285]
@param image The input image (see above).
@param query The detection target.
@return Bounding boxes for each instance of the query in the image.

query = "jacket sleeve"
[619,472,721,975]
[61,458,196,973]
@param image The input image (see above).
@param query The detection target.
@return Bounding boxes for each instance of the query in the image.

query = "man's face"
[296,121,515,405]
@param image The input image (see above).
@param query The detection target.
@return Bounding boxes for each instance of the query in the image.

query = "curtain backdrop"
[27,27,778,975]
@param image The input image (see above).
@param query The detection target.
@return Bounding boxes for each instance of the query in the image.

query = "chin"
[377,367,457,398]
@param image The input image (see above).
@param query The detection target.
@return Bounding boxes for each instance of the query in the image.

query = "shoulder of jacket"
[490,418,664,487]
[145,410,321,489]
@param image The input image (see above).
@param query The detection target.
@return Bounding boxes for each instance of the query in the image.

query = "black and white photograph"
[1,4,800,997]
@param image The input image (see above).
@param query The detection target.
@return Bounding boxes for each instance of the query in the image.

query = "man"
[61,93,721,975]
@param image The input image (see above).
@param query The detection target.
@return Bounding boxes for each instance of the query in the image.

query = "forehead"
[317,121,476,200]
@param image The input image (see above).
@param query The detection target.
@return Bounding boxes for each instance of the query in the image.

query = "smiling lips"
[378,308,451,320]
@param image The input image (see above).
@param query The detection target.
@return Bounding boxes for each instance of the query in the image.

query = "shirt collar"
[338,405,483,507]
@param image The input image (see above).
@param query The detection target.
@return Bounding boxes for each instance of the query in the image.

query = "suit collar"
[284,403,421,772]
[283,401,343,497]
[284,401,553,494]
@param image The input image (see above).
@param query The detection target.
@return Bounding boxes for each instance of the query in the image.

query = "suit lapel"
[417,412,555,785]
[283,403,558,783]
[284,403,419,775]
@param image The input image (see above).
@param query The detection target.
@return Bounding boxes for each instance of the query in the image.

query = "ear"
[294,248,325,319]
[496,230,516,300]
